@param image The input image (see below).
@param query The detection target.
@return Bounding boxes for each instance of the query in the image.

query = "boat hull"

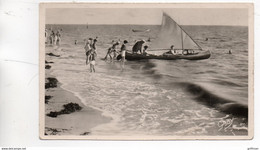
[125,50,211,61]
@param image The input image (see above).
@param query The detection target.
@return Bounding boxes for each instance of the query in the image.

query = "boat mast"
[181,29,184,50]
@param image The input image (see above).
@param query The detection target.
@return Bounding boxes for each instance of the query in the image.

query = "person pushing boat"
[104,41,120,60]
[120,40,128,62]
[132,40,145,54]
[143,45,149,55]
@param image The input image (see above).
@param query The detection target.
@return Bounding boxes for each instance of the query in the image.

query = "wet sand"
[44,45,111,136]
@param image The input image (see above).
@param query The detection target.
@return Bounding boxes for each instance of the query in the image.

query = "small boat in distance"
[126,13,211,61]
[132,29,150,32]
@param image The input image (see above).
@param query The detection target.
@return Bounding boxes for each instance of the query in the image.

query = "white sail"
[151,13,202,50]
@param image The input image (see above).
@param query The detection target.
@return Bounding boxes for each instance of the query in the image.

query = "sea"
[45,24,249,136]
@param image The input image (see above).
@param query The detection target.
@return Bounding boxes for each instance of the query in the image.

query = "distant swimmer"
[89,49,96,73]
[75,40,78,45]
[147,37,151,42]
[205,38,208,41]
[132,40,145,54]
[228,49,232,54]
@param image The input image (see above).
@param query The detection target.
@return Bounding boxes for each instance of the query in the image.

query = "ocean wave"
[179,82,248,118]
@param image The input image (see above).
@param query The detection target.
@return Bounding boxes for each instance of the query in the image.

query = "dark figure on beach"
[104,41,120,60]
[132,40,145,54]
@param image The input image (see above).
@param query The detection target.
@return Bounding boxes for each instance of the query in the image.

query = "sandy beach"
[44,45,111,136]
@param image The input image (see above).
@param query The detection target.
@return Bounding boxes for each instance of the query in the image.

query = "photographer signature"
[218,118,234,132]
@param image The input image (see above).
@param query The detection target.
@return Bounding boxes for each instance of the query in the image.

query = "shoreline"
[45,46,111,136]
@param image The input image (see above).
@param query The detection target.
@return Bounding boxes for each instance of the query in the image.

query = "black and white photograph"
[40,3,253,139]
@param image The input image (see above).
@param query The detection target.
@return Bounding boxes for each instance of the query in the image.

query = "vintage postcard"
[39,3,254,140]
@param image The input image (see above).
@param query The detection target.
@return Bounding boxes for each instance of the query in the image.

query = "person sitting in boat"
[132,40,145,54]
[182,49,195,55]
[163,45,175,56]
[104,41,120,60]
[143,45,149,55]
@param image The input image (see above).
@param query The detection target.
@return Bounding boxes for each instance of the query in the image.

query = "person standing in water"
[120,40,128,62]
[89,49,96,73]
[84,38,93,65]
[50,30,55,45]
[45,29,48,44]
[56,30,61,45]
[92,37,98,52]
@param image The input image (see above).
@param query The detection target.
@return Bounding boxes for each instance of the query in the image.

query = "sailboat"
[125,13,211,60]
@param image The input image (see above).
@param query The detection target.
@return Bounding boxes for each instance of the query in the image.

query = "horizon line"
[45,23,248,27]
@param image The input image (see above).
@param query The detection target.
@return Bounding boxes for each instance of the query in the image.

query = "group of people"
[104,39,150,61]
[45,28,62,46]
[84,37,98,73]
[83,38,163,73]
[104,40,129,62]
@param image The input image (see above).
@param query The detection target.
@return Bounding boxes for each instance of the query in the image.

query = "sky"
[46,8,248,26]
